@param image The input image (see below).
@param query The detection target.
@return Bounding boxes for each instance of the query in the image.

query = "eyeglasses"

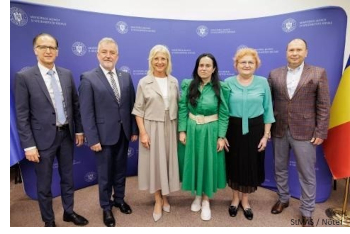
[36,45,58,51]
[239,61,255,66]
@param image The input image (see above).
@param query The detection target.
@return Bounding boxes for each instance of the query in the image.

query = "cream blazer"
[132,75,179,121]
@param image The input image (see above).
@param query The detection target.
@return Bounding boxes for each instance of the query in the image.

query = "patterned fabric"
[268,64,330,140]
[47,70,66,125]
[108,71,120,104]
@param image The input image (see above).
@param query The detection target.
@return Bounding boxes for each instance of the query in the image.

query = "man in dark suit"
[15,33,88,227]
[268,38,330,227]
[79,37,138,227]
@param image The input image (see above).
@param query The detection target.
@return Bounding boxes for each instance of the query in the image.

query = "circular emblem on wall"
[116,21,128,34]
[196,25,209,37]
[72,42,87,56]
[128,147,135,158]
[10,7,28,26]
[84,171,97,182]
[282,18,297,33]
[119,66,131,74]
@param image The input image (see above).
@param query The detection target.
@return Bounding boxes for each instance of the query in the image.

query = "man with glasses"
[14,33,88,227]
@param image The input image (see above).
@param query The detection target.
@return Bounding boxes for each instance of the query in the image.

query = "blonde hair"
[147,45,172,76]
[233,48,261,69]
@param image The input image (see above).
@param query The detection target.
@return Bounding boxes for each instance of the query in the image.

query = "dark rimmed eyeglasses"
[36,45,58,51]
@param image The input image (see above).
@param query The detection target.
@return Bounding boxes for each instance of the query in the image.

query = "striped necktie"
[108,71,120,104]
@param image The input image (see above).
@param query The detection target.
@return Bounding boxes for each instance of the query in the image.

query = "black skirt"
[225,115,265,193]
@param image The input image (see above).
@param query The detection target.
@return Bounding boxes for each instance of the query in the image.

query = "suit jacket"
[15,65,82,150]
[132,75,179,121]
[79,67,138,147]
[268,63,330,141]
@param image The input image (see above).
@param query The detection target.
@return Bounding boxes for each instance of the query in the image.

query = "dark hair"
[188,53,221,107]
[32,33,59,48]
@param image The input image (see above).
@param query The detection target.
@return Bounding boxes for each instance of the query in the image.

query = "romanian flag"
[323,55,350,179]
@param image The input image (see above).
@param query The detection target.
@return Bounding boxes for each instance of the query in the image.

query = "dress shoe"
[44,221,56,227]
[63,211,89,226]
[103,210,116,227]
[191,196,202,212]
[153,211,162,222]
[163,204,171,213]
[271,200,289,214]
[302,216,314,227]
[228,205,239,217]
[239,203,253,220]
[240,203,253,220]
[201,200,211,221]
[153,200,163,221]
[114,201,132,214]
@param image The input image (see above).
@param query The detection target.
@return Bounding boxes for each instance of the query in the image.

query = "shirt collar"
[38,62,57,76]
[287,62,304,72]
[99,65,116,77]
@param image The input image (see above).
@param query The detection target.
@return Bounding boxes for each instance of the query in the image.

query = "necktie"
[108,71,120,104]
[47,70,66,125]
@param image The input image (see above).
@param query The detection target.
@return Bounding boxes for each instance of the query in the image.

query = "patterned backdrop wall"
[10,1,347,201]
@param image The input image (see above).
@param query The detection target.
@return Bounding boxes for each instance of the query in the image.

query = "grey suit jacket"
[15,65,82,150]
[132,74,179,121]
[268,64,330,141]
[79,67,138,147]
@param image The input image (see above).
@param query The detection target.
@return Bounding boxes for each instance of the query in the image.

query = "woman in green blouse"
[178,53,229,221]
[224,48,275,220]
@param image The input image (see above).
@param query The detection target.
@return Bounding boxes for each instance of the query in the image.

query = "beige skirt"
[138,111,180,195]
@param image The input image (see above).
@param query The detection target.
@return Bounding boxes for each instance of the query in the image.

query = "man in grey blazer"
[268,38,330,227]
[15,33,88,227]
[79,37,138,227]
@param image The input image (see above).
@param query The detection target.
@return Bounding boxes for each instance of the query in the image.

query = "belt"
[56,124,69,131]
[189,113,218,124]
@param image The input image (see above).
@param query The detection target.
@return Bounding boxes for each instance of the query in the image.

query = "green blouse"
[178,79,229,138]
[224,75,275,134]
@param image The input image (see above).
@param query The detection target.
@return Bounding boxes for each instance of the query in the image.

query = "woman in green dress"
[178,53,229,221]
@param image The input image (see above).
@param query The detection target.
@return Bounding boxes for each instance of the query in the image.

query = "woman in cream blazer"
[132,45,180,222]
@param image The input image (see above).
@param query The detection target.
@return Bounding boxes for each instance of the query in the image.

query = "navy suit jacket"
[15,65,82,150]
[79,67,138,146]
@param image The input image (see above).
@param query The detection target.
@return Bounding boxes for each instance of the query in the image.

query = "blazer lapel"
[116,70,124,103]
[280,67,290,99]
[168,76,177,97]
[96,68,119,104]
[292,65,311,98]
[34,67,54,107]
[150,76,163,96]
[56,68,68,104]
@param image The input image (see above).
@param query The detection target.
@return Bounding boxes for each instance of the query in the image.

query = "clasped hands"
[179,132,228,152]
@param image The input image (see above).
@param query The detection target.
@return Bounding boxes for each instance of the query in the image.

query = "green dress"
[178,79,229,198]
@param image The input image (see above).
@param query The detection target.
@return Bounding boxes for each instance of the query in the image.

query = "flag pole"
[325,177,350,226]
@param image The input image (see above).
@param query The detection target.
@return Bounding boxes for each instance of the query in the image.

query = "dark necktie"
[108,71,120,104]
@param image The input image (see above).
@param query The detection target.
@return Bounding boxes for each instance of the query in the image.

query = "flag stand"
[325,177,350,226]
